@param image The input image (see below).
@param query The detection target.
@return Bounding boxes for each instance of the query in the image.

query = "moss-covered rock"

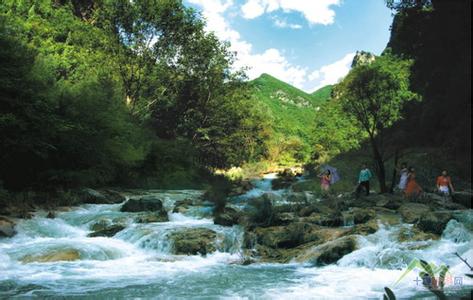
[295,236,358,266]
[398,203,431,223]
[214,207,241,226]
[121,196,165,212]
[0,216,16,238]
[88,224,125,237]
[169,228,217,255]
[20,249,81,263]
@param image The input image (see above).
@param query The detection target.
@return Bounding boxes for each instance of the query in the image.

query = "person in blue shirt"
[356,163,373,197]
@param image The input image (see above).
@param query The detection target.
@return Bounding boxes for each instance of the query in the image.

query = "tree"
[312,100,364,159]
[335,53,419,193]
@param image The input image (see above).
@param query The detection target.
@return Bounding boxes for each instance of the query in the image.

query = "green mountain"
[250,73,332,144]
[251,74,332,162]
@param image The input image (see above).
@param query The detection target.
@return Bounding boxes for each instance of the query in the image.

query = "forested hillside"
[0,0,270,191]
[249,74,331,165]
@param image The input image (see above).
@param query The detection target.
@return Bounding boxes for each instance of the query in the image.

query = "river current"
[0,175,472,299]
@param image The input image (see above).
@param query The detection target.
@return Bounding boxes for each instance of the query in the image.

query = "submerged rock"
[0,216,16,238]
[295,235,358,266]
[88,224,125,237]
[136,211,169,223]
[121,196,165,212]
[20,249,81,263]
[169,228,217,255]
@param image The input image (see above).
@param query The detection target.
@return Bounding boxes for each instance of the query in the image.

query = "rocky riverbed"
[0,174,472,299]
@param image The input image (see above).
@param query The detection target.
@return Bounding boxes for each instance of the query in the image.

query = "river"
[0,175,472,299]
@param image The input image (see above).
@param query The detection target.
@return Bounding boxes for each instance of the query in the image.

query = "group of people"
[317,162,455,199]
[397,163,455,198]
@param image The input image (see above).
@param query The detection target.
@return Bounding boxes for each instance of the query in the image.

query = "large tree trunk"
[369,137,387,193]
[389,149,400,193]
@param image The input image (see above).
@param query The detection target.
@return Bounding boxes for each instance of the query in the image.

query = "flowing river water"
[0,175,472,299]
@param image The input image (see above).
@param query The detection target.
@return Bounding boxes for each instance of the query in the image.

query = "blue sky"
[185,0,394,92]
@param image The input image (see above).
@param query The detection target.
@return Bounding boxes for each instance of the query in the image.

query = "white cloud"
[272,17,303,29]
[187,0,308,88]
[308,52,356,92]
[187,0,351,92]
[241,0,341,26]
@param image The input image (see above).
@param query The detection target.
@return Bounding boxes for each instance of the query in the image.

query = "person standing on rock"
[405,167,423,199]
[355,163,373,198]
[397,163,409,192]
[318,170,332,193]
[436,170,455,196]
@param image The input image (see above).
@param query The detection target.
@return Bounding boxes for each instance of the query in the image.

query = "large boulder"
[374,194,403,210]
[417,211,453,235]
[253,222,322,249]
[214,207,241,226]
[0,216,16,238]
[398,203,431,223]
[348,219,379,235]
[296,236,358,266]
[169,228,217,255]
[88,224,125,237]
[20,249,81,263]
[121,196,165,212]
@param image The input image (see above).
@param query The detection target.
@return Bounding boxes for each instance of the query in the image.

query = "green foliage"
[311,100,364,160]
[251,74,332,165]
[335,53,419,192]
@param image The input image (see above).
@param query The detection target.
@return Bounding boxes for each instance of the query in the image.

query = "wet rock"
[90,218,111,232]
[452,191,472,208]
[254,222,322,249]
[295,235,358,266]
[299,203,334,217]
[417,211,453,235]
[46,211,55,219]
[229,180,254,196]
[287,192,309,203]
[348,219,379,235]
[172,198,194,213]
[0,216,16,238]
[214,207,241,226]
[121,196,165,212]
[136,211,168,223]
[88,224,125,237]
[348,208,376,224]
[21,249,81,263]
[375,195,402,209]
[398,226,439,243]
[77,188,125,204]
[301,212,343,227]
[273,212,298,225]
[398,203,431,223]
[169,228,217,255]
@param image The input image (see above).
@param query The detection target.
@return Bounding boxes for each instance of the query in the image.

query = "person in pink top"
[318,170,332,193]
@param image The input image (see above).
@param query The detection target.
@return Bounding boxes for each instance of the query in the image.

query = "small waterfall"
[342,212,355,227]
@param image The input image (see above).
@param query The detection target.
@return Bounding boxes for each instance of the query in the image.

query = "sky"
[184,0,394,93]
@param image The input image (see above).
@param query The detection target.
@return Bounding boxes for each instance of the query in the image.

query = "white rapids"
[0,185,472,299]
